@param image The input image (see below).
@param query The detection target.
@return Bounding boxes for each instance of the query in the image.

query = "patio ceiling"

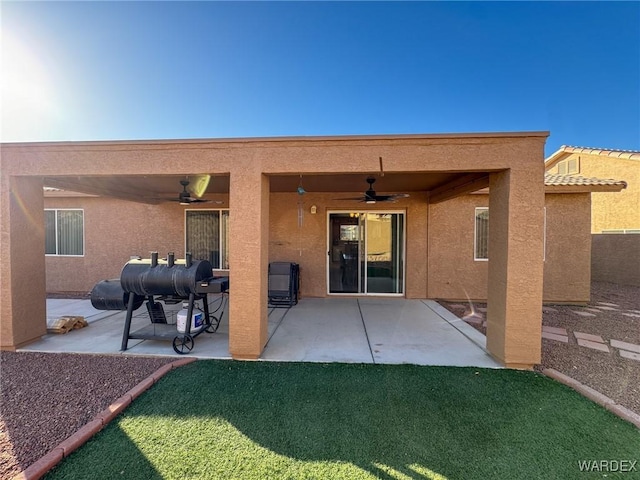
[44,171,490,204]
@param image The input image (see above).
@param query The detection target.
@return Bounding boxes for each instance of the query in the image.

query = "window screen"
[45,209,84,256]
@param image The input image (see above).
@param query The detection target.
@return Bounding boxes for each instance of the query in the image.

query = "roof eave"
[544,146,570,167]
[544,185,626,193]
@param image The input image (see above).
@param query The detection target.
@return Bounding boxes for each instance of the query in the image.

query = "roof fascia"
[544,185,626,193]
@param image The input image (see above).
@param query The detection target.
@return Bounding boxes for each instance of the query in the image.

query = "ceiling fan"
[170,178,221,205]
[338,177,410,204]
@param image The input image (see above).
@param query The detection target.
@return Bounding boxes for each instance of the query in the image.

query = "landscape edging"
[12,357,197,480]
[542,368,640,429]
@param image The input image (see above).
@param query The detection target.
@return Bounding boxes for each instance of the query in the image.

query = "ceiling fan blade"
[188,198,224,204]
[335,196,367,201]
[375,193,410,202]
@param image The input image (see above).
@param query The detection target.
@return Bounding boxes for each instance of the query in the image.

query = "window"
[556,158,580,175]
[340,225,359,241]
[474,207,546,261]
[474,208,489,260]
[567,158,579,174]
[45,209,84,256]
[185,210,229,269]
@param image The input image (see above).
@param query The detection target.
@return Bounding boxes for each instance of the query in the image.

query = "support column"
[486,169,545,369]
[228,170,269,359]
[0,176,47,349]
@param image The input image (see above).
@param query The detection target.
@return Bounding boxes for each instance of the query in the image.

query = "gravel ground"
[0,353,173,479]
[440,281,640,416]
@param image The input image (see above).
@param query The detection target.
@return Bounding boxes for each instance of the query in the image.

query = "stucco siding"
[269,192,429,298]
[549,153,639,233]
[44,196,193,293]
[592,234,640,286]
[45,192,430,298]
[428,193,592,303]
[44,191,593,303]
[543,193,592,302]
[427,195,488,300]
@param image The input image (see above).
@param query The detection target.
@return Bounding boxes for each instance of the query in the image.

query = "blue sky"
[2,1,639,156]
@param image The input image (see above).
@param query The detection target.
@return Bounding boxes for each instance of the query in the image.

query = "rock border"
[543,368,640,429]
[12,357,197,480]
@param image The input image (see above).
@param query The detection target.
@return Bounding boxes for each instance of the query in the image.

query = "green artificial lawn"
[46,361,639,480]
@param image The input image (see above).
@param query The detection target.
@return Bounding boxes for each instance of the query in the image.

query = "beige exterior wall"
[428,193,592,303]
[1,177,47,349]
[44,196,188,293]
[269,192,429,298]
[427,195,488,300]
[547,153,640,233]
[1,133,548,367]
[486,169,545,369]
[44,192,430,298]
[46,190,592,304]
[543,193,592,302]
[592,234,640,287]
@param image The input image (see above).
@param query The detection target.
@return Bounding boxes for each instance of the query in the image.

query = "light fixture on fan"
[169,177,221,205]
[337,177,409,204]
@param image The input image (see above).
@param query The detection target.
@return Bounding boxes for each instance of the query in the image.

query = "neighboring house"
[545,146,639,233]
[0,132,627,368]
[546,146,640,287]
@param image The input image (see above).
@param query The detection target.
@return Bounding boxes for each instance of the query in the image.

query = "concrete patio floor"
[20,297,501,368]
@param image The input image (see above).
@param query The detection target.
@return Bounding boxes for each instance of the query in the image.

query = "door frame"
[326,210,406,297]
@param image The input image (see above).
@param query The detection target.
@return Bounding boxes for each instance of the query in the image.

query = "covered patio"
[1,132,547,368]
[21,297,500,368]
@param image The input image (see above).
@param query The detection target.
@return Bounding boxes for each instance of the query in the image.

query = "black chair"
[268,262,299,307]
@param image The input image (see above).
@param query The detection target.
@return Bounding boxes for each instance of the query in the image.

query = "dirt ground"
[439,281,640,415]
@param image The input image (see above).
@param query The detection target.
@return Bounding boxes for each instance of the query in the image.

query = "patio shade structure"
[0,132,548,368]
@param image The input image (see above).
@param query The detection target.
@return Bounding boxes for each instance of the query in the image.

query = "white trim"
[184,208,230,272]
[44,208,85,257]
[326,210,406,296]
[474,207,489,261]
[543,207,547,262]
[474,206,547,262]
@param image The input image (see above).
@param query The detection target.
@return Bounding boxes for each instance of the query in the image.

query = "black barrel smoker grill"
[91,252,229,354]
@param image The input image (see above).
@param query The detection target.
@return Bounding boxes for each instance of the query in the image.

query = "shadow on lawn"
[48,361,640,479]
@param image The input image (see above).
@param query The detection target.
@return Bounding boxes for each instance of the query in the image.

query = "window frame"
[184,208,230,271]
[44,208,85,257]
[474,207,546,262]
[474,207,490,261]
[557,158,580,175]
[602,229,640,234]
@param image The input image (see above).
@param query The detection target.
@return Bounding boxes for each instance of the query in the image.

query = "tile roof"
[546,145,640,163]
[544,174,627,188]
[559,145,640,159]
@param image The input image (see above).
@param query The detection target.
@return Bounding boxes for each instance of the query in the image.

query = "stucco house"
[0,132,627,368]
[545,146,639,234]
[545,146,639,287]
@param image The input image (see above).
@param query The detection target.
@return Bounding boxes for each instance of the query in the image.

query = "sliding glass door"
[328,212,405,295]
